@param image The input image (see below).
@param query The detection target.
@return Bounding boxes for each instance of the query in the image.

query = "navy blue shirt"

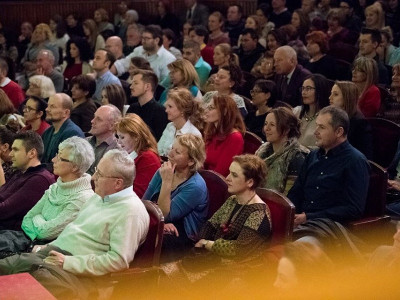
[288,140,369,223]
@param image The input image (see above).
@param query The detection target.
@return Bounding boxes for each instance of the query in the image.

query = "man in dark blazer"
[274,45,311,107]
[181,0,209,27]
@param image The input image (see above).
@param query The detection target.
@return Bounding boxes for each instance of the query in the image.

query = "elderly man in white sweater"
[0,149,149,299]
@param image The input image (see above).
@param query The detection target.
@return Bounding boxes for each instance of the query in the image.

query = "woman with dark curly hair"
[61,37,93,81]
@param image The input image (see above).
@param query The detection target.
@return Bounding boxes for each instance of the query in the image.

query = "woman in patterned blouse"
[195,154,272,259]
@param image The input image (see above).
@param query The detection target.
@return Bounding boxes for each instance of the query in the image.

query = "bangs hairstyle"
[233,154,267,189]
[167,59,200,88]
[268,107,301,139]
[115,113,158,155]
[167,88,204,130]
[300,74,331,118]
[220,64,243,92]
[333,81,359,117]
[305,31,329,54]
[352,56,378,96]
[58,136,95,174]
[204,94,245,142]
[70,74,96,99]
[254,79,277,107]
[175,134,206,173]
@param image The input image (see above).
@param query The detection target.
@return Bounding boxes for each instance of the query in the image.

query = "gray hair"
[29,75,56,98]
[103,149,136,188]
[59,136,95,174]
[103,104,122,125]
[38,49,55,66]
[276,45,298,62]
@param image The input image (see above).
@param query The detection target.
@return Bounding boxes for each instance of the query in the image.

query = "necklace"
[220,193,257,234]
[304,111,318,122]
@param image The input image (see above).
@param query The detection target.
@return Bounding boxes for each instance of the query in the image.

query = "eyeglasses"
[300,86,316,92]
[250,89,263,95]
[22,105,38,112]
[55,153,71,163]
[93,167,122,179]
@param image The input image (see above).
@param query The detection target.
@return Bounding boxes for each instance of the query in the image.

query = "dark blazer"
[275,65,311,108]
[348,111,373,160]
[180,3,209,27]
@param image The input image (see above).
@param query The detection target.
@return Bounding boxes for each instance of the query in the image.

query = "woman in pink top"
[203,94,245,176]
[352,56,381,118]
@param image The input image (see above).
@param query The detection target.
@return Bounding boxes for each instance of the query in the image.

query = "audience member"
[94,8,114,34]
[304,31,338,80]
[144,134,208,263]
[181,0,209,28]
[182,40,211,89]
[126,69,168,140]
[0,57,25,109]
[117,9,139,42]
[0,131,55,230]
[358,27,389,85]
[159,59,201,104]
[0,137,95,254]
[0,125,18,186]
[155,0,180,36]
[114,1,129,29]
[329,81,373,159]
[26,75,56,101]
[195,154,272,258]
[274,45,311,107]
[86,105,121,175]
[48,14,69,57]
[83,19,105,54]
[234,28,266,73]
[92,48,121,102]
[65,12,85,38]
[0,149,149,299]
[364,2,385,30]
[293,74,331,149]
[340,0,362,33]
[158,88,202,156]
[113,25,176,83]
[207,12,230,48]
[188,25,214,67]
[245,79,277,139]
[35,49,64,93]
[351,56,381,117]
[162,29,182,60]
[225,5,245,46]
[203,64,247,117]
[378,27,397,66]
[291,9,310,43]
[123,23,143,56]
[266,29,287,56]
[288,106,369,225]
[256,107,309,194]
[256,3,276,40]
[16,21,33,65]
[116,114,160,198]
[203,94,245,176]
[241,14,266,47]
[105,36,124,60]
[126,56,151,85]
[270,0,292,29]
[101,83,126,114]
[70,75,97,132]
[252,53,276,80]
[0,90,24,128]
[21,96,50,136]
[41,93,84,165]
[61,37,93,82]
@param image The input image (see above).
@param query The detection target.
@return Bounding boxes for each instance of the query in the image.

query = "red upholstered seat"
[256,188,295,246]
[199,169,229,219]
[243,131,263,155]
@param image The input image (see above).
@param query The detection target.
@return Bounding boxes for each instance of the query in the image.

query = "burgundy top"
[21,120,51,136]
[358,85,381,118]
[63,63,83,81]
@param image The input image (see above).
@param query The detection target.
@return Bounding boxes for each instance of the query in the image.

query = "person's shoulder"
[137,150,160,162]
[62,119,84,136]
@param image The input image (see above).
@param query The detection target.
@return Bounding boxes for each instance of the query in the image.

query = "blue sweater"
[143,171,209,240]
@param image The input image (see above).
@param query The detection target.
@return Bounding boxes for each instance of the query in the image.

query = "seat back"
[199,169,229,219]
[131,200,164,268]
[243,131,263,155]
[362,161,388,218]
[368,117,400,168]
[256,188,295,245]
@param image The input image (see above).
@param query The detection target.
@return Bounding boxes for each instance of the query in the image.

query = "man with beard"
[41,93,84,166]
[111,25,176,82]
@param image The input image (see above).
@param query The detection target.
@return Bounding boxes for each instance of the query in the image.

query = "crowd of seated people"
[1,0,400,297]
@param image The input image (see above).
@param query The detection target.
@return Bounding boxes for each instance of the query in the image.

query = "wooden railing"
[0,0,257,33]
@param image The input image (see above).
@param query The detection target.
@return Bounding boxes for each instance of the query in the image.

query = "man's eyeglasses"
[93,167,122,179]
[22,105,38,112]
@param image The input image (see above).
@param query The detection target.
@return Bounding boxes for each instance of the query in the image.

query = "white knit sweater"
[21,174,94,241]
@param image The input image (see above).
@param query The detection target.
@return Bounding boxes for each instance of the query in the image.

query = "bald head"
[46,93,73,124]
[89,104,121,138]
[274,46,298,75]
[105,36,124,59]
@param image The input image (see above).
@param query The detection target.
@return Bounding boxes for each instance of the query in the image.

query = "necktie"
[281,75,288,100]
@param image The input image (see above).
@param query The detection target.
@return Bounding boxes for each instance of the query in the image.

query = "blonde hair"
[334,81,360,117]
[167,59,200,88]
[176,134,206,173]
[31,23,52,44]
[167,88,204,131]
[83,19,99,50]
[365,2,385,29]
[115,113,158,155]
[214,43,239,66]
[352,56,378,97]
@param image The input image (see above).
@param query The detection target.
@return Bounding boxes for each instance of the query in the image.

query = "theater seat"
[243,131,263,155]
[256,188,295,246]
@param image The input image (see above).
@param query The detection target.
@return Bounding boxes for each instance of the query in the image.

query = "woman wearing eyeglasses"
[115,114,161,198]
[21,96,50,136]
[143,134,208,263]
[293,74,331,149]
[0,137,95,254]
